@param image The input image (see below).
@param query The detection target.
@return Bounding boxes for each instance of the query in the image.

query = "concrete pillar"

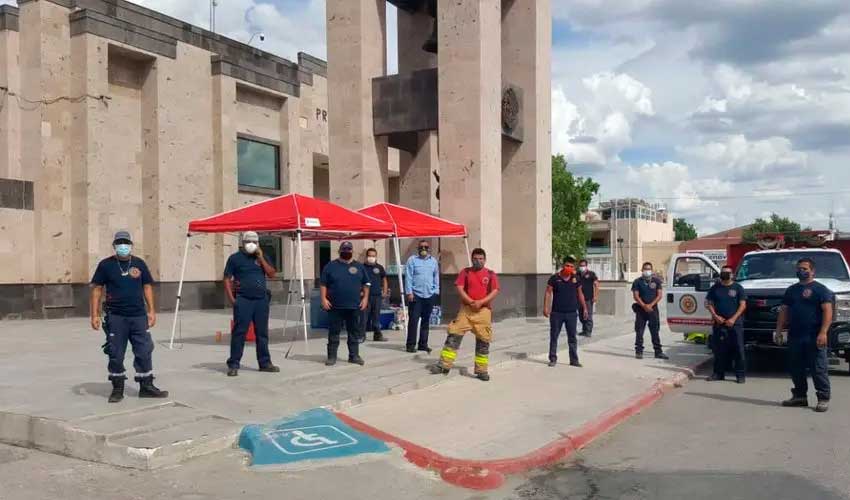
[396,7,438,258]
[211,74,238,275]
[501,0,552,274]
[327,0,389,263]
[437,0,502,272]
[0,28,20,179]
[281,95,315,279]
[326,0,389,211]
[69,34,109,282]
[19,0,74,283]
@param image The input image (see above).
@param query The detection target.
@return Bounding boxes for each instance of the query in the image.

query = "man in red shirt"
[429,248,500,381]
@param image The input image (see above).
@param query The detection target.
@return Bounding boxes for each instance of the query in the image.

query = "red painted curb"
[335,357,711,490]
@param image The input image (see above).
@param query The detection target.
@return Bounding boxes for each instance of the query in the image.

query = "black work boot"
[138,376,169,398]
[429,364,450,375]
[108,378,125,403]
[348,356,365,366]
[635,351,644,359]
[655,351,670,360]
[373,332,388,342]
[258,364,280,373]
[781,396,808,407]
[476,372,490,382]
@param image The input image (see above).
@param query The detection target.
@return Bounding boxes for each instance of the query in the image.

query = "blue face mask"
[797,269,811,281]
[115,244,132,258]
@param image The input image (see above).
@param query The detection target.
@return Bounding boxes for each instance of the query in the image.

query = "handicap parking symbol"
[266,425,358,455]
[239,408,389,466]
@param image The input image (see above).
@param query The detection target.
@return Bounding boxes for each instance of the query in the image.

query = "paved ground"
[509,352,850,500]
[3,351,845,499]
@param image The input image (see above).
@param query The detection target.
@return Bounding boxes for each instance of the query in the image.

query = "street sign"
[239,408,388,466]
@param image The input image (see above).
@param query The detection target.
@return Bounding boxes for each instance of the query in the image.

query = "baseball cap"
[242,231,259,243]
[113,230,132,244]
[339,241,354,252]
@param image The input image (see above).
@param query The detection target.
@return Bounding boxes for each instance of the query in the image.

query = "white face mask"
[367,256,377,264]
[642,270,653,279]
[579,266,587,274]
[244,242,258,254]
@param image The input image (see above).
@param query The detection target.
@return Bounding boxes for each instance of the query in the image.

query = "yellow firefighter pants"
[439,306,492,374]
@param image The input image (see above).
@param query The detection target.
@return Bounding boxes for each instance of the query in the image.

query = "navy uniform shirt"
[783,281,834,339]
[632,276,663,305]
[321,259,371,310]
[224,251,268,299]
[707,282,747,324]
[363,263,386,297]
[548,273,582,313]
[578,271,598,303]
[91,256,154,317]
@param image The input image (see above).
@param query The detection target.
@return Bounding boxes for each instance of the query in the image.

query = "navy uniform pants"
[106,313,155,381]
[362,295,383,339]
[788,336,830,402]
[329,308,361,359]
[549,311,579,364]
[227,295,272,369]
[581,301,595,335]
[711,324,746,378]
[635,307,663,354]
[407,295,435,350]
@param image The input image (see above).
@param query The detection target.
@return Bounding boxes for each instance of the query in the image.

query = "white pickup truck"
[666,249,850,368]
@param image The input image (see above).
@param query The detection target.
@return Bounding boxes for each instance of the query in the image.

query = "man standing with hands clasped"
[429,248,499,381]
[544,256,588,368]
[776,258,833,412]
[632,262,669,360]
[224,231,279,377]
[321,242,370,366]
[706,265,748,383]
[362,248,390,342]
[90,230,168,403]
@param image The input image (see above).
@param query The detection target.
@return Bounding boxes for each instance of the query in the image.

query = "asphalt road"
[507,351,850,500]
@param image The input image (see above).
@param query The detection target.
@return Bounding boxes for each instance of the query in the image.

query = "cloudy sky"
[5,0,850,235]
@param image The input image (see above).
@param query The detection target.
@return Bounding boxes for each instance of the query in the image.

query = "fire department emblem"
[649,282,657,290]
[348,266,358,275]
[729,289,737,298]
[129,267,141,279]
[373,267,381,274]
[483,276,491,285]
[802,288,813,299]
[571,278,577,284]
[680,294,698,315]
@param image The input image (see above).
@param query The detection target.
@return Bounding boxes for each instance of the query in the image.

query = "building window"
[259,236,283,273]
[237,136,280,190]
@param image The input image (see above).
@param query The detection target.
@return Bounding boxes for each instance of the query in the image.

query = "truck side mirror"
[695,273,714,292]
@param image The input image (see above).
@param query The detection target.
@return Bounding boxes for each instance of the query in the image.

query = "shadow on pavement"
[512,462,847,500]
[71,382,139,398]
[683,391,780,408]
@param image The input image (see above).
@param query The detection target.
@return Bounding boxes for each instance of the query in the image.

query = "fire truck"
[666,232,850,370]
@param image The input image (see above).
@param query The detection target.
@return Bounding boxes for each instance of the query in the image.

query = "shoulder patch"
[802,288,813,299]
[349,266,359,275]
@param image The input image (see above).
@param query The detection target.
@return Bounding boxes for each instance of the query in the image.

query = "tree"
[551,154,600,266]
[742,213,807,243]
[674,218,698,241]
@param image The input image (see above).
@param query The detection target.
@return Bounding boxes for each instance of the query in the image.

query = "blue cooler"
[310,288,329,329]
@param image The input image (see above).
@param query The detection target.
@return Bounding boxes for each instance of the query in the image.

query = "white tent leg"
[296,231,309,354]
[169,234,191,350]
[283,238,297,357]
[393,237,408,330]
[464,237,472,267]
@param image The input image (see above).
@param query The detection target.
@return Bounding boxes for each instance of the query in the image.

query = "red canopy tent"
[170,194,395,350]
[357,202,469,314]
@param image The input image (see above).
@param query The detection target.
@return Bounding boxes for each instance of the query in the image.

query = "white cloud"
[552,72,654,169]
[625,161,733,213]
[681,135,809,181]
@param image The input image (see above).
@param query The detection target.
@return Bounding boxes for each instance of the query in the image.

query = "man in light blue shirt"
[405,240,440,353]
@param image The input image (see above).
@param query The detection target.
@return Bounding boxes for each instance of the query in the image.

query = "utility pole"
[210,0,218,33]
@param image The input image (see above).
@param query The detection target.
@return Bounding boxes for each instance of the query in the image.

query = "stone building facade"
[0,0,553,321]
[0,0,339,318]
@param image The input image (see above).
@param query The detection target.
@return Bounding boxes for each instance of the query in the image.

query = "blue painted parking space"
[239,408,389,466]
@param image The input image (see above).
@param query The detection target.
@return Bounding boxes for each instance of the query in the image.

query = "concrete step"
[0,402,240,470]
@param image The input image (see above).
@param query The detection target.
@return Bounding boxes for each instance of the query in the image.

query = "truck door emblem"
[679,295,698,315]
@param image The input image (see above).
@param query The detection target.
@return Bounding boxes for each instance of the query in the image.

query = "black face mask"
[720,272,732,281]
[340,252,353,261]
